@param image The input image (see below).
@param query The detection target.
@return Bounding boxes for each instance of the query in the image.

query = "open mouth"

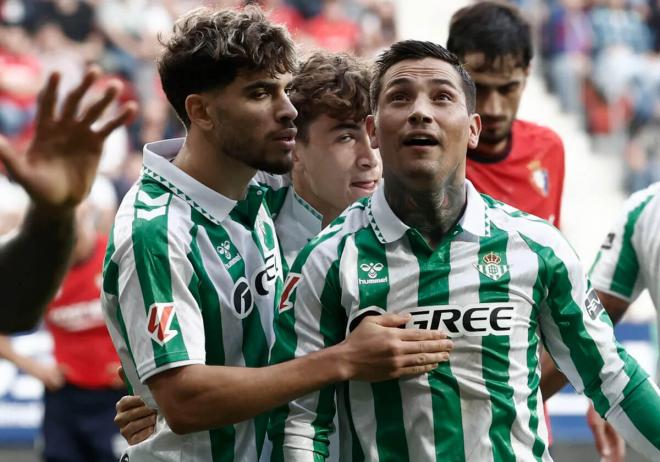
[351,180,379,191]
[402,134,439,147]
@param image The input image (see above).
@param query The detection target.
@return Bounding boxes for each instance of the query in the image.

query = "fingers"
[96,100,138,138]
[59,67,101,121]
[397,363,441,378]
[0,135,19,177]
[78,81,122,127]
[126,422,157,445]
[34,72,60,129]
[399,339,453,355]
[398,327,448,341]
[589,417,610,458]
[365,312,411,328]
[116,395,147,413]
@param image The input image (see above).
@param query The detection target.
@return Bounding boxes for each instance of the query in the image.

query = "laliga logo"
[360,262,384,279]
[147,303,178,345]
[216,241,232,260]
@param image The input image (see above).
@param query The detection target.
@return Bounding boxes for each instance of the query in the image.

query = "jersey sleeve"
[268,237,346,462]
[106,195,206,384]
[535,233,660,459]
[589,191,656,302]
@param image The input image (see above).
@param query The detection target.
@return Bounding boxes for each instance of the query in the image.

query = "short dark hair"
[158,6,297,127]
[290,52,372,143]
[370,40,476,114]
[447,1,532,71]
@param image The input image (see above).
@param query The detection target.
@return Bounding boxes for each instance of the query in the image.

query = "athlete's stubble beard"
[218,127,294,175]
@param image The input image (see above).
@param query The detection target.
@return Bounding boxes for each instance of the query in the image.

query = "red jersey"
[45,235,121,389]
[466,119,565,227]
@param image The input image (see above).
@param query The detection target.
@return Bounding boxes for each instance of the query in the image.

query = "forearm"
[540,350,569,401]
[0,204,75,332]
[150,345,349,434]
[0,335,43,375]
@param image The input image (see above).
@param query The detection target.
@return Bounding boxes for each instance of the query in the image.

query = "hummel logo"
[360,262,384,279]
[216,241,232,260]
[358,262,387,285]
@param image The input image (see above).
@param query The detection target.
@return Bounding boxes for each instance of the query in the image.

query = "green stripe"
[354,229,409,461]
[609,195,653,298]
[310,259,348,458]
[131,182,189,368]
[478,225,516,462]
[187,219,234,461]
[526,264,547,460]
[269,223,347,461]
[520,234,611,415]
[341,382,365,461]
[618,377,660,450]
[264,184,290,216]
[409,230,465,462]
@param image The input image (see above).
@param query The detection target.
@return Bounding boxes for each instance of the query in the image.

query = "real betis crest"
[475,251,510,281]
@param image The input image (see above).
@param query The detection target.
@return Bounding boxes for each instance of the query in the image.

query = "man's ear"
[467,112,481,150]
[366,114,380,150]
[185,94,214,131]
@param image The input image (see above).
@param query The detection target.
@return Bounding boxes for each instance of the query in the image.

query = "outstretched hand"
[0,67,137,213]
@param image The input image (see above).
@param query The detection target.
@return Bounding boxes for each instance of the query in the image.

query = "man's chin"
[479,130,510,146]
[256,158,293,175]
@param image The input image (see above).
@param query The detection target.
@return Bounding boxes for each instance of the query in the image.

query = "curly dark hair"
[158,6,297,127]
[289,52,372,142]
[447,1,533,71]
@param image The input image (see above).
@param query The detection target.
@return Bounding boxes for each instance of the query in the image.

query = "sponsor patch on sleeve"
[585,289,605,320]
[147,303,179,345]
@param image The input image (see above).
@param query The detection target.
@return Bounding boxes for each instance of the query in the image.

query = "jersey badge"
[528,160,549,197]
[475,252,510,281]
[147,303,178,345]
[585,288,605,320]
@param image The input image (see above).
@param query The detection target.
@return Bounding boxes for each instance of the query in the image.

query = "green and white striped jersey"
[102,138,290,462]
[265,181,322,271]
[590,181,660,382]
[269,180,660,462]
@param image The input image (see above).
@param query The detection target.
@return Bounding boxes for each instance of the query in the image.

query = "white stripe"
[196,225,257,462]
[166,198,206,369]
[339,236,360,324]
[282,235,340,454]
[387,236,436,462]
[114,186,158,383]
[505,233,541,462]
[348,382,379,461]
[447,237,494,462]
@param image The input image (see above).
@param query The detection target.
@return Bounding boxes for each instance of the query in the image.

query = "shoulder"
[514,119,565,154]
[290,199,370,273]
[112,178,192,259]
[485,197,577,268]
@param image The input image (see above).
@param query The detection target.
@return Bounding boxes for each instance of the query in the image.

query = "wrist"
[323,341,354,382]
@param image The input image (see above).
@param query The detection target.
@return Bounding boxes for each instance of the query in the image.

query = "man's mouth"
[402,133,439,147]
